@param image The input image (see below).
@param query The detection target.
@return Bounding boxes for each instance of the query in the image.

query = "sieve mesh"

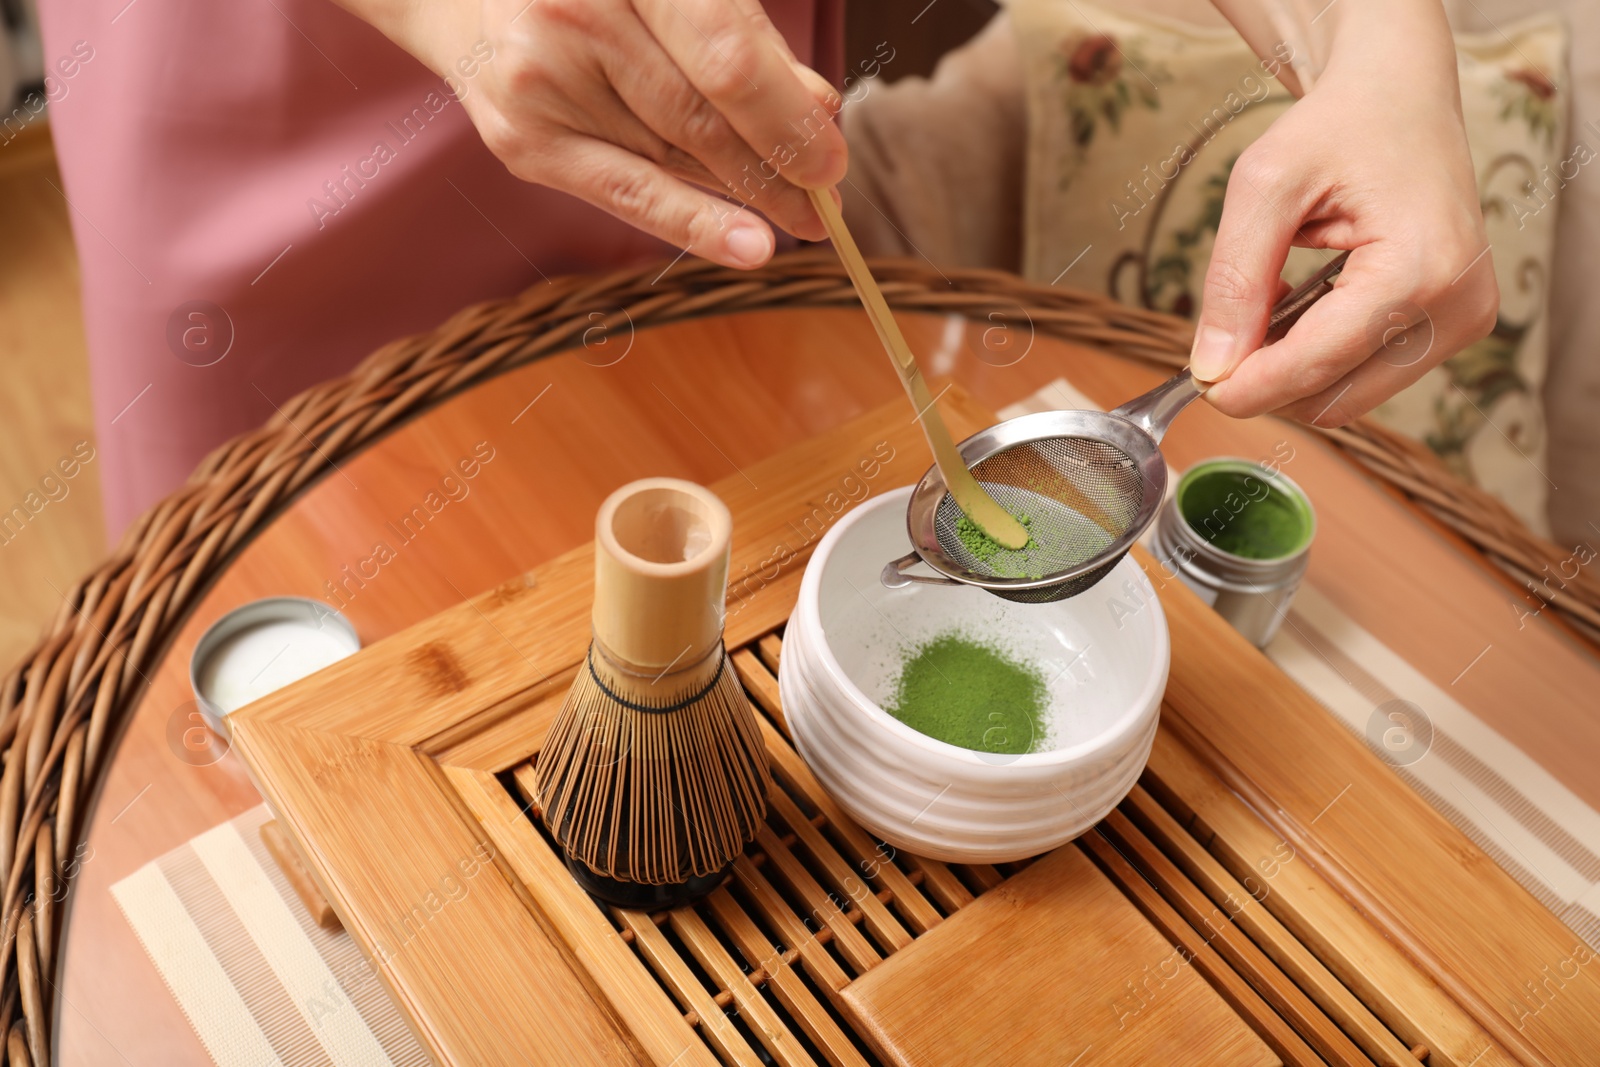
[932,437,1146,602]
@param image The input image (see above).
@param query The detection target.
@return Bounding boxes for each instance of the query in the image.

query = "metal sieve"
[883,252,1349,603]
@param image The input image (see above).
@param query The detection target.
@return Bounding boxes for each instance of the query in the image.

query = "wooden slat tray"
[231,390,1599,1067]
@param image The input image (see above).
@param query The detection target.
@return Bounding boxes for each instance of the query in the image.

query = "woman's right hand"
[353,0,846,268]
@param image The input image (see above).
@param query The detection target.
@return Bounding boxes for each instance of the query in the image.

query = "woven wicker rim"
[2,250,1593,1065]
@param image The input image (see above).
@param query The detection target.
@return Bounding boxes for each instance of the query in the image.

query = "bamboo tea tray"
[231,390,1597,1067]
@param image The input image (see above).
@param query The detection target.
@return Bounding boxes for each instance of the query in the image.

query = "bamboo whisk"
[535,478,771,909]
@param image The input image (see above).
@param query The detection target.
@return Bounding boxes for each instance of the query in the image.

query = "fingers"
[1188,147,1309,383]
[1206,243,1499,421]
[716,0,845,112]
[793,63,845,129]
[539,133,778,268]
[597,16,825,240]
[511,75,745,217]
[723,0,798,61]
[634,0,847,188]
[1275,321,1438,428]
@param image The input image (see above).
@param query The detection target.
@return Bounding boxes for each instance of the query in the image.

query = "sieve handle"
[1110,368,1206,444]
[1113,251,1352,443]
[1266,250,1350,342]
[881,552,964,590]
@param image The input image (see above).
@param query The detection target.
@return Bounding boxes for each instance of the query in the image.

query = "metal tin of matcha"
[1151,458,1315,647]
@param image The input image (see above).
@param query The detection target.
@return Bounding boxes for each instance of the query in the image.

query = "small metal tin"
[1151,458,1315,647]
[189,597,360,734]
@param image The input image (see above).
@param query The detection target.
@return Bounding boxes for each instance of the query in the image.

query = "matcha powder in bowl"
[884,632,1050,755]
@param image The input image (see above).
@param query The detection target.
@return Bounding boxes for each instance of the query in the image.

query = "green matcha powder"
[954,514,1043,580]
[884,632,1049,755]
[1178,467,1309,560]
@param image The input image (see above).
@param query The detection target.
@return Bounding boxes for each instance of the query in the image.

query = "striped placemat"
[112,804,433,1066]
[1000,376,1600,952]
[1270,584,1600,950]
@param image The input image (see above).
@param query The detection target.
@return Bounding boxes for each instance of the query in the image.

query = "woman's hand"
[349,0,845,268]
[1194,0,1498,426]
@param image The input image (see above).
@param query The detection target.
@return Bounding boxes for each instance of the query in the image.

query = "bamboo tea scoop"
[807,187,1030,550]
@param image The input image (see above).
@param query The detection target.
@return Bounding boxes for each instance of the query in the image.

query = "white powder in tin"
[198,619,357,715]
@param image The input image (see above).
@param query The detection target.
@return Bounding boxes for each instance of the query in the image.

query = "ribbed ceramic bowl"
[779,487,1169,862]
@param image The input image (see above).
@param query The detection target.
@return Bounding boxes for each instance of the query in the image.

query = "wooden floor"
[0,124,104,671]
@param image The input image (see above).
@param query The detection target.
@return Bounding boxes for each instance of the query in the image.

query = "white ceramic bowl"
[779,486,1169,862]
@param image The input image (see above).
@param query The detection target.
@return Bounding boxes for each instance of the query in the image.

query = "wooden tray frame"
[231,391,1599,1067]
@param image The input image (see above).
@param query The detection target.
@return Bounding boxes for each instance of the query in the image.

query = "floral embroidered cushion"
[1012,1,1568,534]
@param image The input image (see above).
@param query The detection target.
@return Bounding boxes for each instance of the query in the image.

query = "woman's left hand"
[1190,2,1499,427]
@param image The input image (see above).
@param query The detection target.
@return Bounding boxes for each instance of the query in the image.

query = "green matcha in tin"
[1178,463,1312,560]
[1153,457,1315,647]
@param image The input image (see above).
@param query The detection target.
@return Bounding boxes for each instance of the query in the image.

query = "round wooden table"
[54,305,1600,1064]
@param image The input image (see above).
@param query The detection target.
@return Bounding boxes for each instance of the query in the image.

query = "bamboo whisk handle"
[593,478,733,672]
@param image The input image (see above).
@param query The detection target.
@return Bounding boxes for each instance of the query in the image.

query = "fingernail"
[724,224,773,268]
[1189,324,1237,383]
